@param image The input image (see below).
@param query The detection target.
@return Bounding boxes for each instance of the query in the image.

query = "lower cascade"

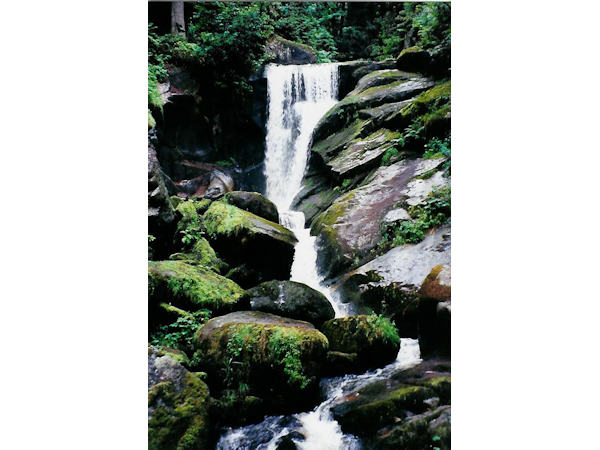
[217,63,422,449]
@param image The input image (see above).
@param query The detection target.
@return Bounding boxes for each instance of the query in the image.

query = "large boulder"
[243,280,335,327]
[330,358,450,441]
[337,59,397,98]
[222,191,279,223]
[203,201,297,283]
[311,158,449,278]
[265,35,317,65]
[148,260,247,321]
[321,315,400,371]
[194,311,329,413]
[395,46,432,73]
[341,226,451,337]
[148,346,210,450]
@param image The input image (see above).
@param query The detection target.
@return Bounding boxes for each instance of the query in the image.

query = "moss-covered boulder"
[148,346,210,450]
[148,260,247,319]
[203,201,297,283]
[243,280,335,327]
[222,191,279,223]
[331,383,434,435]
[321,315,400,371]
[169,237,227,273]
[373,405,451,449]
[395,46,432,73]
[194,311,329,414]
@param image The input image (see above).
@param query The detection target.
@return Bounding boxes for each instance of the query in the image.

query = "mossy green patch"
[148,260,245,313]
[148,372,210,450]
[148,109,156,129]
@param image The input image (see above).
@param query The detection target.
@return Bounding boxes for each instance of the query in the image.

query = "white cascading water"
[217,64,422,449]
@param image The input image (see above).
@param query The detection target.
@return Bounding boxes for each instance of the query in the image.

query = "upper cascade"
[263,63,339,212]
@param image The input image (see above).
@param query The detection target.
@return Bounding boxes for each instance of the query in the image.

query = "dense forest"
[148,2,450,449]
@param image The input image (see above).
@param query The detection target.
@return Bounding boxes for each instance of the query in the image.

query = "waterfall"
[262,63,350,317]
[217,63,422,450]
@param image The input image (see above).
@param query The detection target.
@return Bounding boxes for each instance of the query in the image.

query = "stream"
[217,63,422,449]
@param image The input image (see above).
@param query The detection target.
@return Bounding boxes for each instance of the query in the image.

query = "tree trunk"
[171,2,185,36]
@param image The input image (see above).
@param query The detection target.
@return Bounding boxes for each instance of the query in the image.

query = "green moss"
[148,71,163,111]
[203,201,293,239]
[169,237,227,273]
[399,45,424,57]
[399,81,450,119]
[311,191,355,234]
[148,109,156,129]
[199,319,328,393]
[359,79,407,98]
[148,372,210,450]
[148,260,245,313]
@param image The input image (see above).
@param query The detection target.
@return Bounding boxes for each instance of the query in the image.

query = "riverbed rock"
[265,35,317,65]
[194,311,329,413]
[330,358,450,441]
[148,346,210,450]
[203,201,297,282]
[337,60,397,98]
[340,226,451,336]
[331,383,434,435]
[223,191,279,223]
[148,260,247,321]
[321,315,400,371]
[244,280,335,327]
[311,158,449,278]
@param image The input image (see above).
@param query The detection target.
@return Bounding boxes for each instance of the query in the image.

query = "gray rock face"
[311,158,448,277]
[265,36,317,65]
[204,169,235,199]
[244,280,335,327]
[148,346,188,391]
[348,225,451,290]
[348,69,417,96]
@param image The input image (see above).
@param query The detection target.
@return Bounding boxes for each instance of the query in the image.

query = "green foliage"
[381,147,400,166]
[341,178,351,189]
[150,309,211,355]
[366,314,401,347]
[371,2,450,59]
[424,137,451,159]
[377,186,450,251]
[147,70,162,111]
[267,328,310,389]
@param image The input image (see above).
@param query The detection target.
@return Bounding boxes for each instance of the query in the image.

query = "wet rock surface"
[244,280,335,327]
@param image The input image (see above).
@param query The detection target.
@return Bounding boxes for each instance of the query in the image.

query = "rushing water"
[217,63,420,449]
